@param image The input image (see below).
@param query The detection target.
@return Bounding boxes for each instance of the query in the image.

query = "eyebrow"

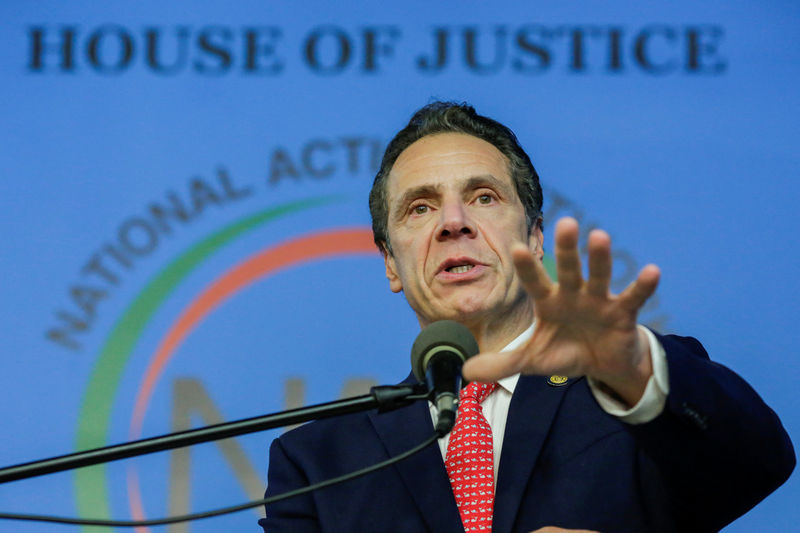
[391,184,441,221]
[462,175,514,198]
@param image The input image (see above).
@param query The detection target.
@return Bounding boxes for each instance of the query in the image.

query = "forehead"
[387,133,511,198]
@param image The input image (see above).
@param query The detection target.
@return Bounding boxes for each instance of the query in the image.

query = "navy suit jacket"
[260,334,794,532]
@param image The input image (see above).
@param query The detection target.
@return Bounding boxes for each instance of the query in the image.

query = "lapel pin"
[547,375,569,387]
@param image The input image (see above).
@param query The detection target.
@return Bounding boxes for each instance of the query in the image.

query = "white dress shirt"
[431,323,670,479]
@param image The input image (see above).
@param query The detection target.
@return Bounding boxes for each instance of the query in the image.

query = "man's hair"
[368,101,543,254]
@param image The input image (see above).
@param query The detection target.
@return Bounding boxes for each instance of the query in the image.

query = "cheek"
[487,212,529,242]
[394,228,430,264]
[389,241,420,281]
[404,245,429,283]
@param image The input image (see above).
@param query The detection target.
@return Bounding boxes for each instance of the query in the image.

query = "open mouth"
[446,265,474,274]
[438,257,482,276]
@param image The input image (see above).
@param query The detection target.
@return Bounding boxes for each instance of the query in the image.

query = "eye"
[412,204,429,215]
[476,193,493,205]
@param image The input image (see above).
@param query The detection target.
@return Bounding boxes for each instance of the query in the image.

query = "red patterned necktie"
[445,381,498,532]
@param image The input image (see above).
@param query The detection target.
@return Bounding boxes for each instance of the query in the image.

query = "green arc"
[74,196,339,531]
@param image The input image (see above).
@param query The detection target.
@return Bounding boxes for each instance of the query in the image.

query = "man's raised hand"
[462,217,660,407]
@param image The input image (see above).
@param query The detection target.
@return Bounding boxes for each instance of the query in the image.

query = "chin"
[434,299,495,323]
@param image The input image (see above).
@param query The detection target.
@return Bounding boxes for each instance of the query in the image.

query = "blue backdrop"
[1,1,798,531]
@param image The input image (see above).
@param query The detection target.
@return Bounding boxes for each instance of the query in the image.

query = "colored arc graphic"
[128,228,377,441]
[73,197,359,532]
[127,227,377,529]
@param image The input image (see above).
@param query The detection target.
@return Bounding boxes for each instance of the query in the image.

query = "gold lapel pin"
[547,375,569,387]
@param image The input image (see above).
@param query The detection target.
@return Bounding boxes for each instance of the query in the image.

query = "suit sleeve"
[259,437,322,533]
[631,333,795,531]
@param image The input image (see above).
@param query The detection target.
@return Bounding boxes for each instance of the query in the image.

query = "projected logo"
[72,198,392,531]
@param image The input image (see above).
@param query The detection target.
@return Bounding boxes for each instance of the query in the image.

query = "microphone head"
[410,320,480,382]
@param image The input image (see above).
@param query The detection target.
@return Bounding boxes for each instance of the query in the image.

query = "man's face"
[383,132,542,328]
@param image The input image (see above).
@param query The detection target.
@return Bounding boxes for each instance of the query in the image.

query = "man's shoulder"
[648,330,709,359]
[275,386,426,454]
[277,409,376,448]
[269,395,431,484]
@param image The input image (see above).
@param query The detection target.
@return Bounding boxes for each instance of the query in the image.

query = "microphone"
[410,320,479,436]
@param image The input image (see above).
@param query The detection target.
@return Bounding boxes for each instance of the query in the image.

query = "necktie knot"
[460,381,497,405]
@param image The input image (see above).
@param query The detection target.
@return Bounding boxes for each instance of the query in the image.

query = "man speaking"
[259,102,794,532]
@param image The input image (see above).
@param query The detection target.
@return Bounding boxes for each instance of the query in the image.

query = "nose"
[436,200,476,241]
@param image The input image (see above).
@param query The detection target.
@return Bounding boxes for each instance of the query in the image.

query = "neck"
[459,300,534,353]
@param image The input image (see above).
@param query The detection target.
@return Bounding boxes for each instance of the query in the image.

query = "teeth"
[449,265,472,274]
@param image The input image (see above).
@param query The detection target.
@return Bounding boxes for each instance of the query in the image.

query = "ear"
[382,248,403,293]
[528,222,544,261]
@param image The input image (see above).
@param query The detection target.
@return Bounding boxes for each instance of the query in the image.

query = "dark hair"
[369,101,543,253]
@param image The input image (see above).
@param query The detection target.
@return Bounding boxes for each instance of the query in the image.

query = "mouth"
[436,257,485,279]
[446,264,474,274]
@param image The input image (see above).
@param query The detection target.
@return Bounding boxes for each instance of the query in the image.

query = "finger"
[618,263,660,311]
[586,229,612,297]
[462,350,527,382]
[554,217,583,291]
[512,242,553,300]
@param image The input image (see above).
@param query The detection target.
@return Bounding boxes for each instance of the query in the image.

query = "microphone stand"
[0,383,429,485]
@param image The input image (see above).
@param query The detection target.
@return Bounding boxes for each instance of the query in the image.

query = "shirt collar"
[495,322,534,395]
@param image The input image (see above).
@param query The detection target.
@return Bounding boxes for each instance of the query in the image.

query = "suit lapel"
[367,397,464,533]
[492,375,575,533]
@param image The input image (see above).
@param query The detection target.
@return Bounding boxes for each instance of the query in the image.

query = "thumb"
[462,350,525,382]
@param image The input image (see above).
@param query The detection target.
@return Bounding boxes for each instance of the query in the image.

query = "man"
[260,102,794,532]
